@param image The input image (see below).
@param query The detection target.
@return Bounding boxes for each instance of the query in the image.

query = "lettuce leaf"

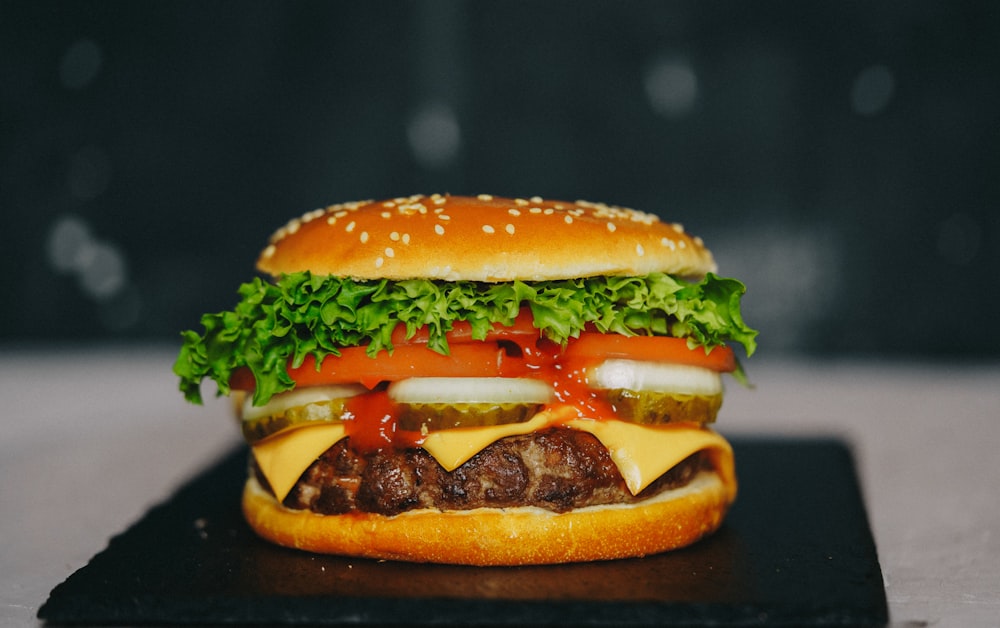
[173,271,758,406]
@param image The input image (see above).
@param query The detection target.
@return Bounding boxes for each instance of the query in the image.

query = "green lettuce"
[174,271,758,406]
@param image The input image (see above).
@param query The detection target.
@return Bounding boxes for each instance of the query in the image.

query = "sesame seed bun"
[242,454,735,566]
[234,193,740,565]
[256,194,717,281]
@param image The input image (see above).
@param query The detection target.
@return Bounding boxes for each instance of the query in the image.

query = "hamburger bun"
[175,193,756,566]
[243,449,735,566]
[257,194,717,281]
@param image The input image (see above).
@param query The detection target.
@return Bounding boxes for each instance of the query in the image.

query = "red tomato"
[229,312,733,393]
[389,308,538,346]
[229,342,527,392]
[562,333,735,372]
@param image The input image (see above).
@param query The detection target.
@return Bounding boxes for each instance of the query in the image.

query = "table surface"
[3,345,998,627]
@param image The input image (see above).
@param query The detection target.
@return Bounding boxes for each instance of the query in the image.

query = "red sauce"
[342,391,399,452]
[516,337,615,419]
[340,334,612,453]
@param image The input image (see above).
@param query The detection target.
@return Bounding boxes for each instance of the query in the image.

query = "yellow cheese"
[565,418,731,494]
[252,423,347,502]
[252,408,732,502]
[419,405,577,471]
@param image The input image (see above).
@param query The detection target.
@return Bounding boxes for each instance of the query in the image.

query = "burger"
[174,193,757,565]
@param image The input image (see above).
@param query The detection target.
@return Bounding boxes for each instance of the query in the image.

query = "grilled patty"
[255,427,711,516]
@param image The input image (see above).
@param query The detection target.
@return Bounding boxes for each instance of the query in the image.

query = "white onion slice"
[589,359,722,395]
[242,384,368,422]
[388,377,553,405]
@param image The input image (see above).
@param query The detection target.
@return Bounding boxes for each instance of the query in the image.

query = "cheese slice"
[565,418,731,494]
[252,423,347,502]
[420,405,578,471]
[252,409,732,502]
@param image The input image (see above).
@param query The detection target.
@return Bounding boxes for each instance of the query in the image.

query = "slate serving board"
[39,437,888,626]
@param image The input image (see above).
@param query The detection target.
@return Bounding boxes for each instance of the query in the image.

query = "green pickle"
[397,402,542,432]
[242,399,349,443]
[243,390,720,443]
[603,389,722,425]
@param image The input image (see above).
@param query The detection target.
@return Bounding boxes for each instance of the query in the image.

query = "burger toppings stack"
[174,194,757,565]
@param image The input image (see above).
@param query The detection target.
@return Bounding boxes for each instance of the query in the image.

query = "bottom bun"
[242,459,737,565]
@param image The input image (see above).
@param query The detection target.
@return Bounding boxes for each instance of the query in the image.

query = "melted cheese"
[251,423,347,502]
[565,418,730,494]
[420,405,577,471]
[252,408,731,502]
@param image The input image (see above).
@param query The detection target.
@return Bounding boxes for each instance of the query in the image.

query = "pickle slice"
[397,402,542,432]
[603,389,722,425]
[242,399,349,444]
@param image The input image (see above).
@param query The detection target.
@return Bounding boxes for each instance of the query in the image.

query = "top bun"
[257,194,717,282]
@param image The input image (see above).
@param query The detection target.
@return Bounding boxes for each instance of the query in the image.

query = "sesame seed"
[505,223,515,234]
[529,207,542,214]
[335,210,349,218]
[261,244,276,259]
[564,215,574,224]
[433,197,447,205]
[438,214,451,221]
[671,223,685,233]
[636,243,645,256]
[360,231,369,243]
[302,208,324,222]
[678,240,687,248]
[434,224,445,235]
[606,222,617,232]
[375,257,384,268]
[382,201,395,208]
[660,237,670,247]
[530,195,543,203]
[482,225,495,234]
[390,231,400,241]
[477,194,494,201]
[385,247,395,258]
[345,221,356,233]
[514,198,529,206]
[381,211,392,219]
[326,216,337,225]
[543,208,554,215]
[508,208,521,217]
[286,219,301,234]
[402,233,411,244]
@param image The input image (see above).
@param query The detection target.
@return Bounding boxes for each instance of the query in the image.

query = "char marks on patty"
[258,428,711,516]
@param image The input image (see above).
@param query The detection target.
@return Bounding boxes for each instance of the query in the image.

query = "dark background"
[3,1,998,359]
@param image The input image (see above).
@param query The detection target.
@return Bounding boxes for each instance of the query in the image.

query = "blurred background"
[2,0,998,359]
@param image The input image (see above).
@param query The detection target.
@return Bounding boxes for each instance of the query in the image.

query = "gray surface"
[3,346,998,627]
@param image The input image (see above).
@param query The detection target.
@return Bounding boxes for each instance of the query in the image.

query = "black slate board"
[39,437,888,626]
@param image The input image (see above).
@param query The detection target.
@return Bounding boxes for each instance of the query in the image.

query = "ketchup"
[339,334,614,453]
[518,337,616,419]
[342,391,400,452]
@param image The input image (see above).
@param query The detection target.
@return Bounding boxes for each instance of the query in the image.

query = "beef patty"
[255,427,711,516]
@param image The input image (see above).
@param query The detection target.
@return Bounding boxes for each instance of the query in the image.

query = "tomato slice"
[228,313,734,395]
[285,343,527,390]
[390,308,538,346]
[229,317,539,393]
[563,333,735,372]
